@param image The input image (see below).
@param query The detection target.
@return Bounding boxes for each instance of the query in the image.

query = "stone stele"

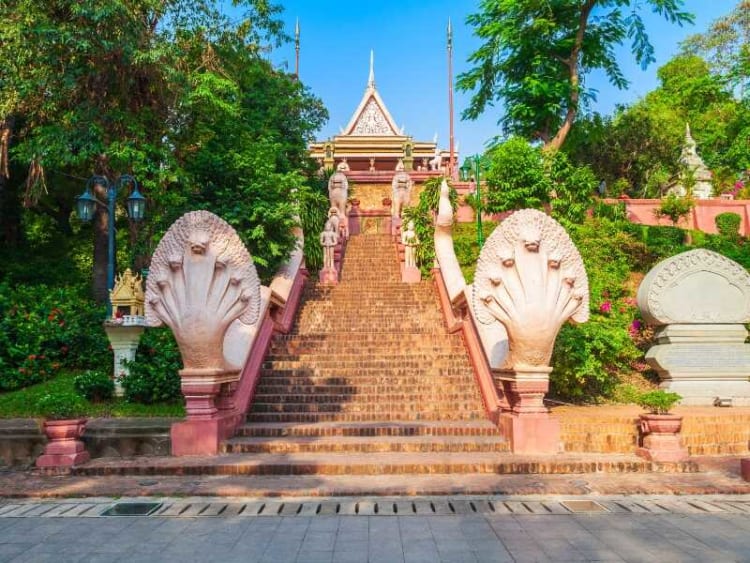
[637,249,750,405]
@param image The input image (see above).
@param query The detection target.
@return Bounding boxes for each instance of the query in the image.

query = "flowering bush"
[0,283,109,391]
[550,218,650,400]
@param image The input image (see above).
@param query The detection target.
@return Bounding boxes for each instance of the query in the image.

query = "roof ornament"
[368,50,375,89]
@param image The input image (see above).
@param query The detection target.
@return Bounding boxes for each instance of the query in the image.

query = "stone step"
[221,435,509,454]
[235,421,501,438]
[250,404,484,418]
[252,393,482,404]
[256,374,476,385]
[255,384,478,395]
[73,452,699,477]
[246,412,486,423]
[262,360,468,370]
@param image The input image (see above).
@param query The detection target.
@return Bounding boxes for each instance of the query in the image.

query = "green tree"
[0,0,326,296]
[457,0,693,150]
[483,137,596,224]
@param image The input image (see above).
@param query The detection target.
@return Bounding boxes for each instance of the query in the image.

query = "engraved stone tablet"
[637,249,750,325]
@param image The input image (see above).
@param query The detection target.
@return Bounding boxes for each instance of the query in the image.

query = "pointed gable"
[343,51,401,136]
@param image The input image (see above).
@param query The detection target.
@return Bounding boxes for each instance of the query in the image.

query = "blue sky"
[259,0,739,159]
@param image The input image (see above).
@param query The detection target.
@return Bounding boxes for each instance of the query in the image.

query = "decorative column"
[104,321,145,396]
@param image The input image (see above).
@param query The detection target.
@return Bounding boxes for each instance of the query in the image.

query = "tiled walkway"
[2,496,750,562]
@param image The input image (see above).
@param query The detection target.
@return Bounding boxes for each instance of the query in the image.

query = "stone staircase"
[220,233,509,471]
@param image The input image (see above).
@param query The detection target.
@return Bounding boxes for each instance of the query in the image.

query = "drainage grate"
[2,497,749,518]
[561,500,608,513]
[101,502,163,517]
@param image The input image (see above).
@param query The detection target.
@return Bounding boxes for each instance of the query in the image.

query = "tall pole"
[294,18,300,79]
[475,156,484,249]
[447,18,455,179]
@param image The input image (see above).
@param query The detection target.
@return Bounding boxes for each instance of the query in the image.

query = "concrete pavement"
[2,496,750,562]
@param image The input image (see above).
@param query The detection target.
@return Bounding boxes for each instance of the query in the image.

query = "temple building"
[309,52,456,211]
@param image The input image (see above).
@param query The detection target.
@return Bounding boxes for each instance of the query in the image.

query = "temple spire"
[294,18,300,78]
[447,18,455,178]
[368,50,375,89]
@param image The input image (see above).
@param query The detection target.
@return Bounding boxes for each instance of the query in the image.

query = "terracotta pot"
[639,413,682,435]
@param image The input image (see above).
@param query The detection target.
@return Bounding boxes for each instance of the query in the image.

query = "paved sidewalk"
[0,455,748,498]
[2,496,750,562]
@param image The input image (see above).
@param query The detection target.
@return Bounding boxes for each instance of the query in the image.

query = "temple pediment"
[348,96,399,136]
[342,51,401,137]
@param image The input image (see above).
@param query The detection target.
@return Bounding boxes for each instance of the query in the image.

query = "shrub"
[74,370,115,402]
[0,282,109,391]
[637,390,681,415]
[654,194,694,226]
[715,212,742,240]
[121,328,182,404]
[36,392,87,420]
[0,353,59,392]
[402,176,458,277]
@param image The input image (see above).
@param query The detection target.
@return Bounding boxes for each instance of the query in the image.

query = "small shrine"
[109,268,145,321]
[670,124,713,199]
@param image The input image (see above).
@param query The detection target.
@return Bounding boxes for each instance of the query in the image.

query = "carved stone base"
[636,414,689,462]
[319,268,338,285]
[171,414,240,456]
[498,413,561,455]
[172,369,241,456]
[36,419,90,468]
[402,265,421,284]
[646,324,750,406]
[499,368,553,415]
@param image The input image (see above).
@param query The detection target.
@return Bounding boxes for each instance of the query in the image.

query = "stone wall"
[0,418,175,467]
[609,198,750,236]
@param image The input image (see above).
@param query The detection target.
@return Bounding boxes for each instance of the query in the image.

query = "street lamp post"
[460,156,486,249]
[76,174,146,316]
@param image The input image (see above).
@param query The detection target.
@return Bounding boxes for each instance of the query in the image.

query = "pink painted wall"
[607,198,750,236]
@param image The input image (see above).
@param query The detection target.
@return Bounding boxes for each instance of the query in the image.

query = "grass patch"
[0,371,185,418]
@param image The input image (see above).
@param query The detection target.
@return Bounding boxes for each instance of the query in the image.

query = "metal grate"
[101,502,163,517]
[1,497,747,518]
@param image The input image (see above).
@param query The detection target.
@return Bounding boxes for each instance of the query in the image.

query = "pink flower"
[629,319,642,337]
[599,301,612,314]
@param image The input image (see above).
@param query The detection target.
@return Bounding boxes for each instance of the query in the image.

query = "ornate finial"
[368,50,375,89]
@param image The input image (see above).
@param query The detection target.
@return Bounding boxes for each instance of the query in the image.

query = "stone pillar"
[171,369,241,456]
[104,322,145,397]
[496,367,560,454]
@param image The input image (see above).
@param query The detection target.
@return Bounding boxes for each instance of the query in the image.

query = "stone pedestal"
[635,414,688,462]
[495,367,560,454]
[319,267,338,285]
[402,265,421,284]
[348,201,361,235]
[171,369,241,456]
[104,323,145,397]
[646,324,750,405]
[36,419,90,468]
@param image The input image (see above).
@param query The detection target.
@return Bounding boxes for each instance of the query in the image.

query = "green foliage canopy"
[457,0,693,150]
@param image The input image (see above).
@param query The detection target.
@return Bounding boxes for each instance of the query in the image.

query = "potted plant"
[635,390,688,462]
[35,392,91,468]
